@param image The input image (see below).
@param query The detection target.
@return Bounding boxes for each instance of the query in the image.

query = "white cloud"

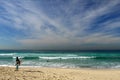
[0,0,120,49]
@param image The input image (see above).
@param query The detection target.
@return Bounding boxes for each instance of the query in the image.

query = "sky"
[0,0,120,50]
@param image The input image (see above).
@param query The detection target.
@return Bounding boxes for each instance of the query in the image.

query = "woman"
[15,57,21,71]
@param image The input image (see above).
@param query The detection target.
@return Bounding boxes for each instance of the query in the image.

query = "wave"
[0,56,38,60]
[23,56,120,60]
[0,56,120,60]
[0,56,94,60]
[13,56,39,59]
[0,53,14,56]
[65,54,78,57]
[39,56,95,60]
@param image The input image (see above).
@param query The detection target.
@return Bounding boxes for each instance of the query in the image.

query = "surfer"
[15,57,21,71]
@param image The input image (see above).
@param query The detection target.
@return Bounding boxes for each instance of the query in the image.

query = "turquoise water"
[0,50,120,69]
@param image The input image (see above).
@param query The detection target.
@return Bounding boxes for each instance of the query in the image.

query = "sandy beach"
[0,67,120,80]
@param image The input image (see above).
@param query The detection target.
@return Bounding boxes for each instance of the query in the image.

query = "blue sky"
[0,0,120,50]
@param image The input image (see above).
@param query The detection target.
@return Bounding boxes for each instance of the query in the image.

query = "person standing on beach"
[15,57,21,71]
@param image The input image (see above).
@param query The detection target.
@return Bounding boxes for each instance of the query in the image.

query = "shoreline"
[0,66,120,80]
[1,65,120,70]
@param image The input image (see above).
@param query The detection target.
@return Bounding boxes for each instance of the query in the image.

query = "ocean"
[0,50,120,69]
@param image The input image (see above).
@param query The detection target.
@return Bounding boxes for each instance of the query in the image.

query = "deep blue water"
[0,50,120,69]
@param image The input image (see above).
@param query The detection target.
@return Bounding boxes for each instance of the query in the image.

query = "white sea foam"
[0,53,14,56]
[39,56,95,60]
[12,56,24,59]
[66,54,78,57]
[0,65,14,67]
[112,65,120,68]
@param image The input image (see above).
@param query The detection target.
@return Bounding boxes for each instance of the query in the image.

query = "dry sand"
[0,67,120,80]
